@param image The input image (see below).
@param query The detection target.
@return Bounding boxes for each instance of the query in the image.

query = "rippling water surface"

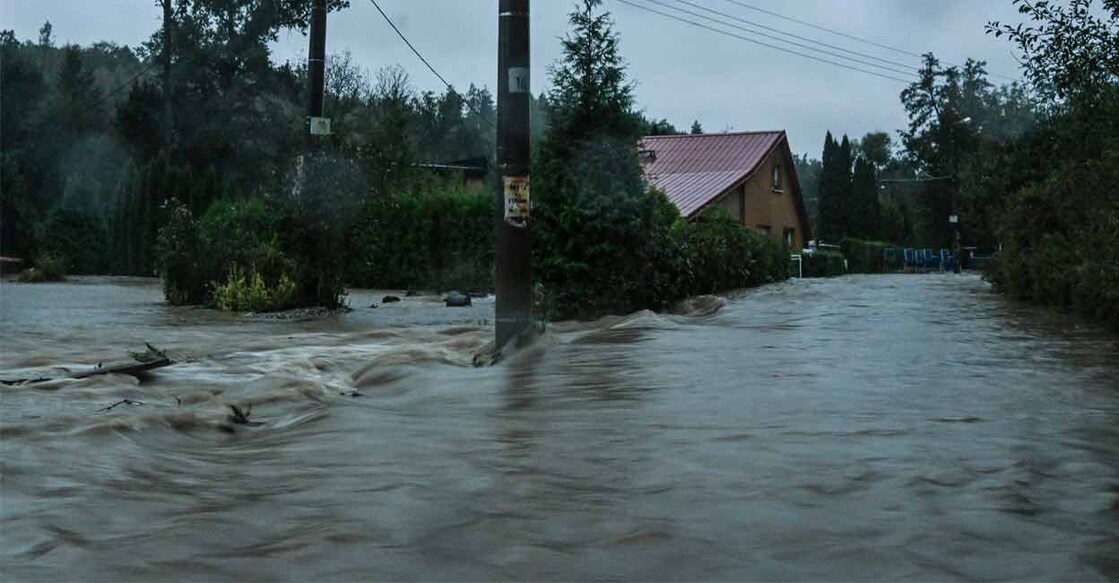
[2,274,1117,581]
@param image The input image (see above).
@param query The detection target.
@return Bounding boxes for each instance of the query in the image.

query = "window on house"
[772,165,783,191]
[784,228,796,249]
[757,225,771,236]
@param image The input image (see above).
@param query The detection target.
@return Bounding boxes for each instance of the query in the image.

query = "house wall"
[715,149,806,251]
[719,186,744,222]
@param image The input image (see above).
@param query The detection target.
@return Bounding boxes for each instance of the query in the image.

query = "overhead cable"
[368,0,497,129]
[614,0,913,84]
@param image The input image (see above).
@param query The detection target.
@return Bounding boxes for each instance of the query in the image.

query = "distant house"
[640,131,812,251]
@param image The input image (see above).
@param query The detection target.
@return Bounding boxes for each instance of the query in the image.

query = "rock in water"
[382,296,401,304]
[445,291,472,307]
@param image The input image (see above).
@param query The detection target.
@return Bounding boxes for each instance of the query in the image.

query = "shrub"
[158,198,306,310]
[157,203,205,305]
[802,250,847,278]
[18,253,67,283]
[534,140,689,320]
[213,267,296,312]
[40,206,108,275]
[271,155,362,309]
[348,181,495,293]
[683,207,788,294]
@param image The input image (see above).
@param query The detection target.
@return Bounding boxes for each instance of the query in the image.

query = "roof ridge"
[641,130,786,140]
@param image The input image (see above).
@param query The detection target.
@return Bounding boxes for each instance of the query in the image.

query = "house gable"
[640,131,813,247]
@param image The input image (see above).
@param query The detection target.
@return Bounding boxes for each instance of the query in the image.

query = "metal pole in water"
[496,0,532,349]
[307,0,328,145]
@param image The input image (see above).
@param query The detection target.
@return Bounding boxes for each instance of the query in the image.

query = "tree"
[534,0,682,318]
[793,153,822,232]
[849,156,881,239]
[359,65,417,195]
[989,0,1119,107]
[54,46,106,136]
[642,117,679,136]
[816,131,853,242]
[900,55,993,246]
[978,0,1119,323]
[690,119,703,134]
[854,131,891,170]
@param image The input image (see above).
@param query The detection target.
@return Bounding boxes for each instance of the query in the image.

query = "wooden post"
[496,0,532,349]
[307,0,328,144]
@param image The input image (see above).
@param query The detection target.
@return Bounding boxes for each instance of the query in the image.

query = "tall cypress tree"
[850,156,881,239]
[816,132,857,242]
[838,135,853,238]
[816,132,836,241]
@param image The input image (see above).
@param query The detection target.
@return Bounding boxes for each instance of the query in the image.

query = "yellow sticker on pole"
[504,176,530,228]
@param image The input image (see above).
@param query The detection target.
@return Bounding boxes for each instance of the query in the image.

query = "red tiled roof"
[640,131,785,218]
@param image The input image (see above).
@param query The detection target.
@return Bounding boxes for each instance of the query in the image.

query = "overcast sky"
[0,0,1029,156]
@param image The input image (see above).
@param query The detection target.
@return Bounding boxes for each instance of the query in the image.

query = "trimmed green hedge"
[802,250,847,278]
[347,188,495,293]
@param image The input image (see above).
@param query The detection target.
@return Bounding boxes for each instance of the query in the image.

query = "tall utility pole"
[496,0,532,349]
[307,0,328,145]
[162,0,173,149]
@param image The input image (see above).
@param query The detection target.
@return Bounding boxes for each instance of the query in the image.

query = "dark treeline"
[0,5,508,278]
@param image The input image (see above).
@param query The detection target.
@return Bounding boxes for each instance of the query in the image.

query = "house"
[640,131,812,250]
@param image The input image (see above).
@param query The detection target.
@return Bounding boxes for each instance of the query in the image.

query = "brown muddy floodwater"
[1,274,1117,581]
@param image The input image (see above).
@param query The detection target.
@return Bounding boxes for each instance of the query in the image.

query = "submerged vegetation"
[17,253,67,283]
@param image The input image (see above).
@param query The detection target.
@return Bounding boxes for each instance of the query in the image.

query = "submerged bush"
[213,267,296,312]
[18,253,67,283]
[157,204,205,305]
[802,250,847,278]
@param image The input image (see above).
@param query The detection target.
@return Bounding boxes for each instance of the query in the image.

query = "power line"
[648,0,917,78]
[717,0,1017,81]
[106,64,157,98]
[665,0,919,75]
[367,0,497,130]
[720,0,925,59]
[614,0,913,84]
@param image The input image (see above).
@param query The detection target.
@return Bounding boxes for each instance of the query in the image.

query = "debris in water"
[383,295,402,304]
[97,399,145,412]
[227,404,264,427]
[1,344,173,386]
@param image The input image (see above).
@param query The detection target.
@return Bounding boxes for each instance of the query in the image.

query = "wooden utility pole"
[496,0,532,349]
[162,0,173,149]
[307,0,328,145]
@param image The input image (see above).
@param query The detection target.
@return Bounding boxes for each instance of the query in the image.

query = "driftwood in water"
[1,344,173,386]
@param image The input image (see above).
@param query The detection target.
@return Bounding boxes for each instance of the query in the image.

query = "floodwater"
[1,274,1117,581]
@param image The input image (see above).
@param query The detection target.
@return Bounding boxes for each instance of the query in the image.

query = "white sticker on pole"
[508,67,530,94]
[504,176,530,227]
